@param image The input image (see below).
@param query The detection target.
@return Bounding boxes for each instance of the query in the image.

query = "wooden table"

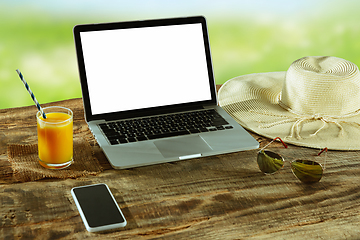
[1,87,360,239]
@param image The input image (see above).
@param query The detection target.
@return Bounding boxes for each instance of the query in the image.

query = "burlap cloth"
[7,137,103,182]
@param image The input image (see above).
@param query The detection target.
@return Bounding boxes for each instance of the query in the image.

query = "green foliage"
[1,5,360,109]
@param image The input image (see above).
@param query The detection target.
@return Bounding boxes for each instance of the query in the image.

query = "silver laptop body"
[73,16,259,169]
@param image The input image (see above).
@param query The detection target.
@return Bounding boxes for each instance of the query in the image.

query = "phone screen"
[71,184,126,232]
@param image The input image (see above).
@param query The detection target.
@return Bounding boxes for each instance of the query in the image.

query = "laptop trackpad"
[154,135,212,159]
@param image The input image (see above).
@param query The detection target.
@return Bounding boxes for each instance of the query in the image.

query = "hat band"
[252,101,360,140]
[278,98,360,119]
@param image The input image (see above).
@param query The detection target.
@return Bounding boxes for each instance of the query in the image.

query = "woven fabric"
[218,56,360,150]
[7,137,103,182]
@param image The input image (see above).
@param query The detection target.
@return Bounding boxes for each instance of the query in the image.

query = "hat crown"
[280,56,360,116]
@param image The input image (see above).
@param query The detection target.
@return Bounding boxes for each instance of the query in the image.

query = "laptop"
[73,16,259,169]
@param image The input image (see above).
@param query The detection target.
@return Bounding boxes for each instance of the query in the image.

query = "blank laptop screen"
[79,23,212,115]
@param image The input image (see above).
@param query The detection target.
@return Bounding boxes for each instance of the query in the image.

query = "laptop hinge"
[103,105,205,121]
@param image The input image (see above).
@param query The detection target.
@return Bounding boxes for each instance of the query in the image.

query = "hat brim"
[219,72,360,150]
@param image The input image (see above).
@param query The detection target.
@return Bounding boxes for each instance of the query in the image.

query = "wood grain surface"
[1,87,360,239]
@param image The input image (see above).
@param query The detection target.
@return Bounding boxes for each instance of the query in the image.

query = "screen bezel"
[73,16,217,122]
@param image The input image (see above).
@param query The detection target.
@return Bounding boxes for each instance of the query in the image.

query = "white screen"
[80,23,212,115]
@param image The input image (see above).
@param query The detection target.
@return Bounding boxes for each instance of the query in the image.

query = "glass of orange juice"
[37,106,73,169]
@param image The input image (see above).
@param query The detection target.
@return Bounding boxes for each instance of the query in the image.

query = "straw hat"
[218,56,360,150]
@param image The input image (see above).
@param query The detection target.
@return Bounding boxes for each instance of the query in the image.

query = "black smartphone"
[71,183,127,232]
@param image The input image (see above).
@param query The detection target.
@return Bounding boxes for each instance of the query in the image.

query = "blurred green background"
[1,0,360,109]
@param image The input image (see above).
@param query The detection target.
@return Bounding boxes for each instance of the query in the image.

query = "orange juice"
[37,107,73,169]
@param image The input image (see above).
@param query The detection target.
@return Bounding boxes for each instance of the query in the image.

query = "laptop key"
[199,128,209,132]
[118,138,128,144]
[110,139,119,145]
[102,128,118,135]
[211,117,229,126]
[99,123,110,130]
[208,111,229,126]
[189,128,200,133]
[106,132,121,138]
[136,136,148,141]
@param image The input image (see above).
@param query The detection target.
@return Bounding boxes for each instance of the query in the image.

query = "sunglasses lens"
[257,150,284,174]
[291,160,323,184]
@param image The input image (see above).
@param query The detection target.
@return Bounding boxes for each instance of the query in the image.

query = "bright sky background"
[3,0,329,21]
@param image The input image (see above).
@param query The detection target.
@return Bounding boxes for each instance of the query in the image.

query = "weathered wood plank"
[2,149,360,239]
[1,87,360,239]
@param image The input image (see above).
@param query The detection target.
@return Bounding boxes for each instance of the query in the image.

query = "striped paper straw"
[16,69,47,119]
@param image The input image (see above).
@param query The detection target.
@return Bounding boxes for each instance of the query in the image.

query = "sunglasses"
[257,137,327,184]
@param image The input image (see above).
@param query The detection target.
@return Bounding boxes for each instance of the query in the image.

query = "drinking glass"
[37,106,73,169]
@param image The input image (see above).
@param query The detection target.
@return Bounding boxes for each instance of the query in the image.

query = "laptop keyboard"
[99,109,233,145]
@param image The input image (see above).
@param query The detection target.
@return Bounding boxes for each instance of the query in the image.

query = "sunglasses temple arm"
[318,147,328,170]
[259,137,288,152]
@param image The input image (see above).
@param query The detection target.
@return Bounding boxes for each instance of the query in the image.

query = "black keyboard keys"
[100,109,231,145]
